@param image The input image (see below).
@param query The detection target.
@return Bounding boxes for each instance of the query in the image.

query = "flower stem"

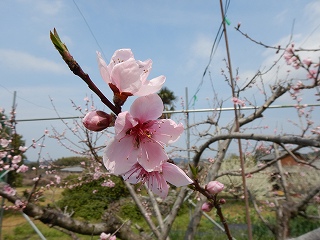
[50,29,121,115]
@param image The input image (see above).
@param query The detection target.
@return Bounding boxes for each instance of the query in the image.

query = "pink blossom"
[303,57,312,67]
[97,49,165,104]
[82,111,114,132]
[201,202,213,212]
[122,161,192,199]
[16,164,28,173]
[100,232,111,240]
[54,175,61,184]
[0,139,9,148]
[206,181,224,194]
[12,155,21,164]
[19,146,27,152]
[3,185,16,196]
[307,69,317,79]
[15,199,25,209]
[101,179,115,188]
[231,97,245,107]
[104,94,184,173]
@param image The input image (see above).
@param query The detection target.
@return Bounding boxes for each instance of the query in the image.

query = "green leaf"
[189,164,198,178]
[50,28,68,54]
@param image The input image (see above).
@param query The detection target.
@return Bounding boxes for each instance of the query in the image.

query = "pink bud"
[219,198,226,204]
[201,202,213,212]
[303,58,312,67]
[206,181,224,194]
[82,111,114,132]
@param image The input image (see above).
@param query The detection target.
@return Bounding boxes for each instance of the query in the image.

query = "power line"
[7,103,320,123]
[189,0,230,107]
[72,0,107,59]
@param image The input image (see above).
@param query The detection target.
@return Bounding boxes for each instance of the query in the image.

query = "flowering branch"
[50,28,120,115]
[191,178,233,240]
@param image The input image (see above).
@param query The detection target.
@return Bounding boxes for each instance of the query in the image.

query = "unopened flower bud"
[206,181,224,194]
[201,202,213,212]
[219,198,226,205]
[83,111,114,132]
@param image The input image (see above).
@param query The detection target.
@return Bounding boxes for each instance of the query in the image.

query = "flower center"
[126,120,155,148]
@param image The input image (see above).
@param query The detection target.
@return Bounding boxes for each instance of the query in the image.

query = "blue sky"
[1,0,320,161]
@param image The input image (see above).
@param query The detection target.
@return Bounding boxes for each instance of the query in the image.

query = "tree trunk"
[275,202,292,240]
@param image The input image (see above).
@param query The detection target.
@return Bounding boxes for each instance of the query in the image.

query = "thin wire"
[72,0,107,59]
[0,84,53,111]
[189,0,230,107]
[300,22,320,47]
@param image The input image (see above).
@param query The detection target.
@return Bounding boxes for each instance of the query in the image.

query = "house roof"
[258,151,304,161]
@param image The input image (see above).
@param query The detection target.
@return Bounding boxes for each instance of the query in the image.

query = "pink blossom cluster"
[284,43,300,69]
[101,179,115,188]
[231,97,245,107]
[284,43,320,82]
[3,184,16,196]
[82,49,193,198]
[201,181,225,212]
[0,152,28,173]
[0,199,26,211]
[100,232,116,240]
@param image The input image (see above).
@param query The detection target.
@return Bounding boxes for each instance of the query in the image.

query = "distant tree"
[53,156,90,167]
[0,112,26,187]
[57,175,129,220]
[158,87,177,119]
[7,133,26,187]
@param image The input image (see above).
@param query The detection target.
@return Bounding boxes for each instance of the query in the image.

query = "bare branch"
[0,183,145,240]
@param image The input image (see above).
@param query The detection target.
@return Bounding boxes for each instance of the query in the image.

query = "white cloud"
[17,0,63,16]
[304,1,320,27]
[274,9,288,25]
[191,34,216,59]
[0,49,69,74]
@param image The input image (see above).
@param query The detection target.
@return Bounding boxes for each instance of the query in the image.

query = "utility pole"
[186,87,191,163]
[219,0,253,239]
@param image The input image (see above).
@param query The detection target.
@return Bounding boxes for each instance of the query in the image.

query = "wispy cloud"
[0,49,68,74]
[17,0,63,16]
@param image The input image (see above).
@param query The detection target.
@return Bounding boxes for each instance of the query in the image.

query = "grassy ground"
[2,213,94,240]
[1,188,319,239]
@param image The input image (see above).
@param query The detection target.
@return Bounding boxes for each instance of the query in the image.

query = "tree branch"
[0,183,144,240]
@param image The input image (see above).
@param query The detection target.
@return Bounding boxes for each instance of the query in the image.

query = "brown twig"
[50,29,121,115]
[192,180,233,240]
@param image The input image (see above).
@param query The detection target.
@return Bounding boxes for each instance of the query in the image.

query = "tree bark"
[0,183,148,240]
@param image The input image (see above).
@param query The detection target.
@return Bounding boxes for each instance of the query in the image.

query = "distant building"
[60,166,84,173]
[258,151,306,167]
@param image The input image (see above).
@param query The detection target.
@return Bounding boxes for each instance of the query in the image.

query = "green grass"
[2,189,319,239]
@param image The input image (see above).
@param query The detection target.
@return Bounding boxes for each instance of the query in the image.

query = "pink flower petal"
[111,60,142,93]
[136,59,152,82]
[138,141,168,171]
[147,172,169,199]
[134,75,166,96]
[130,94,163,122]
[151,119,184,145]
[104,138,138,175]
[108,49,134,70]
[162,162,193,187]
[97,51,111,84]
[114,111,137,139]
